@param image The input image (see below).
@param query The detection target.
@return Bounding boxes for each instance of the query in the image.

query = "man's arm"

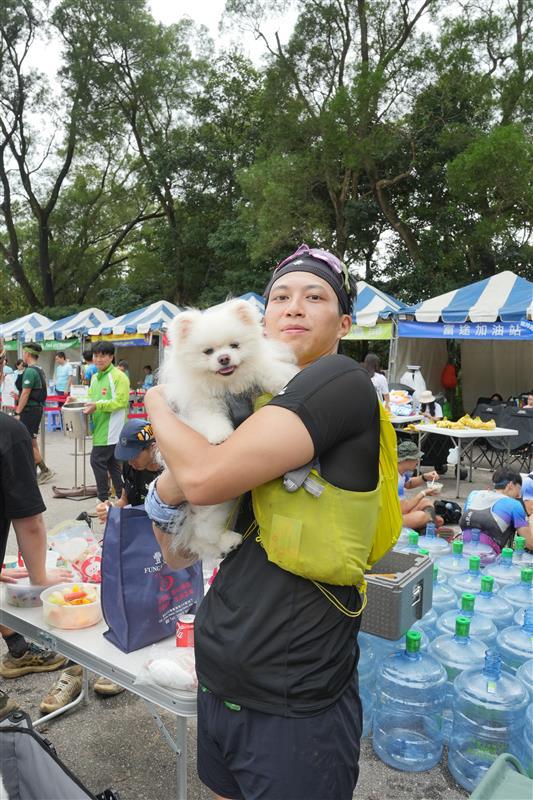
[12,514,72,586]
[145,386,315,506]
[15,387,32,414]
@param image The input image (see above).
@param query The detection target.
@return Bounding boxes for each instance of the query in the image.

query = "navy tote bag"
[101,505,204,652]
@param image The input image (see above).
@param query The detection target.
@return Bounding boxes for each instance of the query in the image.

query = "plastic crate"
[469,754,532,799]
[360,551,433,639]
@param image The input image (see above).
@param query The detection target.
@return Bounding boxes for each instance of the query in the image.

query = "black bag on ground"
[0,710,120,800]
[434,499,463,525]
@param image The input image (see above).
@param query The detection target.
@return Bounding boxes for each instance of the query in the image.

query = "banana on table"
[399,414,496,432]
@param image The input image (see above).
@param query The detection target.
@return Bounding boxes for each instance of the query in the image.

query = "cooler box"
[360,551,433,639]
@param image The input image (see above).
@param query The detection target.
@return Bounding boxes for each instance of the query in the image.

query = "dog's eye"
[230,343,239,349]
[203,348,214,355]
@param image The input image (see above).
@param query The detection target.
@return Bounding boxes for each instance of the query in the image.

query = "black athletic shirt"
[194,355,380,717]
[0,413,46,568]
[122,463,161,507]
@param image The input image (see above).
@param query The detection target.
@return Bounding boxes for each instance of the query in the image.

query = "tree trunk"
[38,216,55,306]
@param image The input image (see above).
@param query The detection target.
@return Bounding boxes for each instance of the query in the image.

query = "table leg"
[456,439,462,498]
[176,714,188,800]
[33,667,90,729]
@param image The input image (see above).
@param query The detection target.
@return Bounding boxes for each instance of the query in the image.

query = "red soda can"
[176,614,195,647]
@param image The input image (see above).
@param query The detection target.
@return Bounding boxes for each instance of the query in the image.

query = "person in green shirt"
[82,342,129,502]
[14,343,54,485]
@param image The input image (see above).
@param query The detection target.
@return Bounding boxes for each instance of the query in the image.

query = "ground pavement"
[0,428,491,799]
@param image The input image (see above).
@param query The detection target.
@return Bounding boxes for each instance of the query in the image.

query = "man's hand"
[423,470,440,483]
[83,402,97,415]
[0,568,29,584]
[95,501,111,524]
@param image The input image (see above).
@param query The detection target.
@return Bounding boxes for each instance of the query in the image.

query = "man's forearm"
[12,514,47,584]
[16,388,31,414]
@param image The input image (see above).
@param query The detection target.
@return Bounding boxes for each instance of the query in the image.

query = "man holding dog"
[145,244,391,800]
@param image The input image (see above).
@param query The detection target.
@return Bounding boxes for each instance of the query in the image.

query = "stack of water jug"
[360,524,533,792]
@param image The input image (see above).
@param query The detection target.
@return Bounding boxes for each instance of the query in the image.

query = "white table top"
[0,590,197,717]
[415,424,519,439]
[389,414,423,425]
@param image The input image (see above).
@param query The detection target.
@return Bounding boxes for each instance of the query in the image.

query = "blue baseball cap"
[114,420,155,460]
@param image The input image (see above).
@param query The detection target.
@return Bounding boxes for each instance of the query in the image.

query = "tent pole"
[388,317,399,383]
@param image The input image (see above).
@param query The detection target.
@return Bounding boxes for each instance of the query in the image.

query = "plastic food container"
[429,482,443,494]
[2,554,19,570]
[41,583,102,629]
[6,578,45,608]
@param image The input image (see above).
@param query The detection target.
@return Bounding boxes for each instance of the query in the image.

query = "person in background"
[522,471,533,517]
[397,440,443,530]
[460,467,532,554]
[363,352,390,409]
[15,359,25,375]
[142,365,154,390]
[117,360,130,381]
[0,412,72,720]
[489,392,504,404]
[419,390,443,421]
[14,343,54,485]
[81,348,97,386]
[525,393,533,408]
[53,351,73,396]
[0,343,13,407]
[83,342,129,503]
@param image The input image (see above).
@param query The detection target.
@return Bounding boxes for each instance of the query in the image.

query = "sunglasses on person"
[273,244,351,293]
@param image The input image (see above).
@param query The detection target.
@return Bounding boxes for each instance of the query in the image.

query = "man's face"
[93,352,113,372]
[398,458,417,475]
[129,445,156,471]
[506,481,522,499]
[55,355,65,364]
[264,272,351,368]
[527,395,533,407]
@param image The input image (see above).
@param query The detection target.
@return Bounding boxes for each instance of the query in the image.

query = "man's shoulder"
[0,412,31,450]
[296,354,368,386]
[22,366,40,383]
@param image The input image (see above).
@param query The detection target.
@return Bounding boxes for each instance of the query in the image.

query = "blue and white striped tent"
[0,312,52,342]
[88,300,181,336]
[241,283,406,327]
[30,308,112,341]
[404,271,533,323]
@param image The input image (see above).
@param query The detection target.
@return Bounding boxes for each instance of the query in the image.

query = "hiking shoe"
[39,665,83,714]
[0,644,67,678]
[37,468,56,485]
[0,689,20,721]
[93,676,125,696]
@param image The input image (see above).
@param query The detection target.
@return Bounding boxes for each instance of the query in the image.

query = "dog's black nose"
[218,354,230,366]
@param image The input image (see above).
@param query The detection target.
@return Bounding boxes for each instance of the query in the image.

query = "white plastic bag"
[134,646,197,692]
[48,520,102,583]
[447,446,459,465]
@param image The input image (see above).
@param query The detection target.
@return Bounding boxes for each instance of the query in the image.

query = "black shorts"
[197,679,362,800]
[20,406,43,438]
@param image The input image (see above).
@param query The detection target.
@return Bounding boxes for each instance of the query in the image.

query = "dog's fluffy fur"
[158,298,298,559]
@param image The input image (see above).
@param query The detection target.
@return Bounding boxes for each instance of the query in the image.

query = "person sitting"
[489,392,504,404]
[363,353,390,409]
[397,441,443,530]
[459,467,533,555]
[142,365,154,390]
[419,390,443,421]
[525,393,533,408]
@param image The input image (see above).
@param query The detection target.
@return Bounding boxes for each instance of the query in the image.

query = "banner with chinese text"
[398,319,533,341]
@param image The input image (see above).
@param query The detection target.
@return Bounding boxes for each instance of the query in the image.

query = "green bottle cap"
[419,548,430,555]
[469,555,481,571]
[461,592,475,612]
[501,547,514,559]
[514,536,525,551]
[406,630,422,653]
[455,616,471,638]
[481,576,494,593]
[452,541,463,555]
[408,532,419,545]
[521,568,533,584]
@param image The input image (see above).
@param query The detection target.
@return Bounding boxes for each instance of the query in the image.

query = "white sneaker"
[39,665,82,713]
[37,468,56,485]
[94,675,125,696]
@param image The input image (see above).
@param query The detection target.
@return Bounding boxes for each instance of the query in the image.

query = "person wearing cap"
[459,466,533,553]
[95,420,161,524]
[397,440,442,530]
[14,343,54,484]
[144,243,386,800]
[419,389,443,422]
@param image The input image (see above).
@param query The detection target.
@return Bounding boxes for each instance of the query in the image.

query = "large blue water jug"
[485,547,521,586]
[462,528,497,566]
[364,628,430,663]
[517,659,533,700]
[500,567,533,612]
[474,575,514,630]
[512,535,533,569]
[395,531,421,555]
[517,702,533,778]
[436,592,498,646]
[417,522,451,558]
[411,607,439,642]
[448,650,528,792]
[431,565,457,615]
[436,540,469,578]
[450,556,495,596]
[372,630,447,771]
[428,616,486,742]
[393,527,415,552]
[496,607,533,673]
[358,634,376,737]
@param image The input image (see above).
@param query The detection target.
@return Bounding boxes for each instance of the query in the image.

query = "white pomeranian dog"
[158,298,298,559]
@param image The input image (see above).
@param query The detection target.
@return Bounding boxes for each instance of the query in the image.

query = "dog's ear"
[171,310,198,342]
[232,300,258,326]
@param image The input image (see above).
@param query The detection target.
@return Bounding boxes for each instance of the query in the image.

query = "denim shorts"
[196,679,362,800]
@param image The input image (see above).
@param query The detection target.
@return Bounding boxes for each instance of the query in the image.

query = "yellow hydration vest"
[251,394,402,608]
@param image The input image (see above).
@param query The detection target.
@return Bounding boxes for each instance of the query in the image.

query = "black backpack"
[16,365,47,405]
